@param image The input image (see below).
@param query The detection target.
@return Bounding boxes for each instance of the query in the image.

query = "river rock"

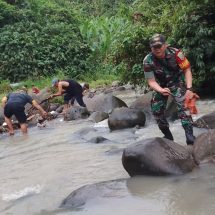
[84,93,127,113]
[56,105,64,113]
[108,107,146,130]
[64,106,90,121]
[193,111,215,129]
[129,92,152,118]
[88,136,109,143]
[89,111,109,123]
[60,179,125,209]
[129,92,178,121]
[193,129,215,163]
[49,103,60,112]
[122,137,196,176]
[112,80,120,87]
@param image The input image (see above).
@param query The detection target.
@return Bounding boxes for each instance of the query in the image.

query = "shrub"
[0,0,91,82]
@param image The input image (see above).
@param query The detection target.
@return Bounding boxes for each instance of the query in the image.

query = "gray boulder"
[49,103,60,112]
[56,105,64,113]
[64,106,90,121]
[60,179,125,209]
[88,136,109,144]
[193,111,215,129]
[108,107,146,130]
[84,93,127,113]
[89,111,109,123]
[193,129,215,163]
[129,92,152,118]
[129,91,178,121]
[122,137,196,176]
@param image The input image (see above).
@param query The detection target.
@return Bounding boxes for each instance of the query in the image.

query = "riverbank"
[0,88,215,214]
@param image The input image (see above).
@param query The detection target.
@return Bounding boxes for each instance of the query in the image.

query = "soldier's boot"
[183,124,195,145]
[159,126,174,141]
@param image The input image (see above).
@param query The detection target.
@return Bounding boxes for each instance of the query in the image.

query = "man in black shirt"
[49,79,89,112]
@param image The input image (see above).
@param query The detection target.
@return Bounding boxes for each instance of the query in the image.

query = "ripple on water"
[2,184,43,201]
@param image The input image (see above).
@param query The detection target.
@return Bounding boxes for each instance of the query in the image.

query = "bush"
[0,0,91,82]
[0,0,18,27]
[172,0,215,88]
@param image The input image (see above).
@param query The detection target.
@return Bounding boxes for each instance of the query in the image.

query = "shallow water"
[0,91,215,215]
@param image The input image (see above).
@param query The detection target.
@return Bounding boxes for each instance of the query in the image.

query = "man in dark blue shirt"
[2,90,47,135]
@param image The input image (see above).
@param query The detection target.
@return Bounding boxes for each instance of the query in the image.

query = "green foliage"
[78,61,119,83]
[0,0,214,96]
[113,0,186,86]
[0,0,91,82]
[68,0,135,17]
[0,79,12,94]
[80,15,132,63]
[171,0,215,88]
[113,26,152,86]
[110,0,215,90]
[0,0,18,27]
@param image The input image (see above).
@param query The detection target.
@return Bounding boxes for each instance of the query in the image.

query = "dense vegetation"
[0,0,214,95]
[0,0,91,82]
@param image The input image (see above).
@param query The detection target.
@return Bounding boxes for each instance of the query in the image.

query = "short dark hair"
[83,83,89,90]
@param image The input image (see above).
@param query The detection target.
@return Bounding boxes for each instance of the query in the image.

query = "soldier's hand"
[185,90,194,100]
[160,88,171,96]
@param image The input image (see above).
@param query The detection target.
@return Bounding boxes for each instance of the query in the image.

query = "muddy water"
[0,90,215,215]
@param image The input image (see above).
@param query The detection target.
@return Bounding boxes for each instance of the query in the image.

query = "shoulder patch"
[177,51,185,60]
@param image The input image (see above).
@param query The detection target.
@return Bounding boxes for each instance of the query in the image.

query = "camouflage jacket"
[143,47,190,88]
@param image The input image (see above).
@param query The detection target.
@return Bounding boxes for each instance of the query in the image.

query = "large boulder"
[89,111,109,123]
[129,92,152,118]
[60,179,125,209]
[129,92,178,121]
[108,107,146,130]
[193,111,215,129]
[193,129,215,163]
[122,137,196,176]
[84,93,127,113]
[64,106,90,121]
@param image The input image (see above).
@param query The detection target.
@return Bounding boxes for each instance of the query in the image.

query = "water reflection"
[126,165,215,215]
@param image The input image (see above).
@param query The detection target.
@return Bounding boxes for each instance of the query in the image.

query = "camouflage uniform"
[143,47,195,145]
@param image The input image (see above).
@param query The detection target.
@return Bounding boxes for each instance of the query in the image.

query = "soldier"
[143,34,195,145]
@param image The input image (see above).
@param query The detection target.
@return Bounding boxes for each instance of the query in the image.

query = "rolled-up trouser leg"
[151,92,174,141]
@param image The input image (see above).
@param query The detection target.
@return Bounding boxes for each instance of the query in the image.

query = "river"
[0,90,215,215]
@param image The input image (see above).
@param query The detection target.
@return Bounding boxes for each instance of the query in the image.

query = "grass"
[0,72,119,100]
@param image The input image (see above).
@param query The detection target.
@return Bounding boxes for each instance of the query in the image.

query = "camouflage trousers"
[151,85,194,142]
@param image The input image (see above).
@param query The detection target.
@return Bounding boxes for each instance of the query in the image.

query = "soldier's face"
[151,44,167,58]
